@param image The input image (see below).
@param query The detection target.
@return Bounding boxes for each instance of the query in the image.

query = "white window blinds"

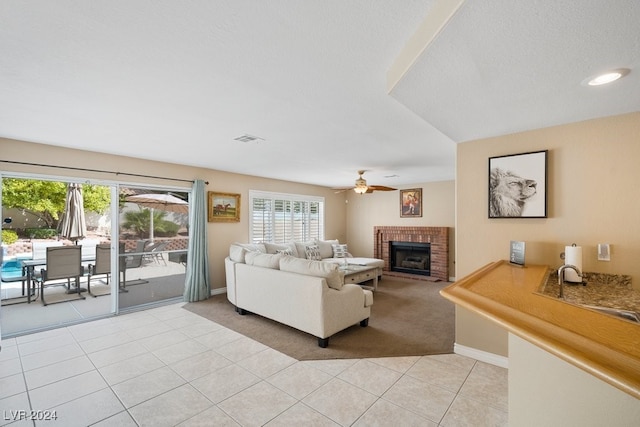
[249,190,324,244]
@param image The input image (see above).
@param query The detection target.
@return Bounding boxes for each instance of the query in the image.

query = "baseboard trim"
[454,343,509,369]
[211,287,226,296]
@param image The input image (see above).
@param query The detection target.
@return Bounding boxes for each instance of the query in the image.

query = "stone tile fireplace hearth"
[374,226,449,281]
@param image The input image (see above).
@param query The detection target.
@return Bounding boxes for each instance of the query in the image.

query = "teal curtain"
[183,180,210,302]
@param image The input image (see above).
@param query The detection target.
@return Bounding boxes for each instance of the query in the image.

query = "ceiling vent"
[234,134,265,143]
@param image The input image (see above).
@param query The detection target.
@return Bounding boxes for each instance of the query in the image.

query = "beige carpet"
[184,276,455,360]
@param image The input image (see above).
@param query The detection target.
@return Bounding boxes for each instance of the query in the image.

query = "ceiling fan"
[334,170,397,194]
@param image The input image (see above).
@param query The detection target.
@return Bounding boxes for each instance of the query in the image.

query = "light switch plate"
[597,243,610,261]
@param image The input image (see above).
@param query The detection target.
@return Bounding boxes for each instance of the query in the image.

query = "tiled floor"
[0,302,508,426]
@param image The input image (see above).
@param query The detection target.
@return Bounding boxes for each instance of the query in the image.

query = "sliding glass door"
[1,175,190,337]
[117,186,189,310]
[0,176,113,336]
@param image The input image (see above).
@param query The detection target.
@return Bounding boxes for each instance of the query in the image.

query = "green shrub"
[154,220,180,237]
[1,229,18,245]
[26,228,58,239]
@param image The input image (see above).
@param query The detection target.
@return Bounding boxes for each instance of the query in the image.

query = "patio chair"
[144,240,169,265]
[31,241,63,260]
[35,245,85,306]
[86,243,111,297]
[120,240,149,289]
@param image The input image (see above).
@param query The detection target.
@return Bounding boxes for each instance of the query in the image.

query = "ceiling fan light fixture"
[584,68,630,86]
[354,185,368,194]
[353,174,368,194]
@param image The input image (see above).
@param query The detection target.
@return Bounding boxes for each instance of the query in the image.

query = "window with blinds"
[249,190,324,244]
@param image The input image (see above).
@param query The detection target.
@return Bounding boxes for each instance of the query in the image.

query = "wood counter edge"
[440,260,640,400]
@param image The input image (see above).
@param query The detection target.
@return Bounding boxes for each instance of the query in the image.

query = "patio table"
[22,256,95,303]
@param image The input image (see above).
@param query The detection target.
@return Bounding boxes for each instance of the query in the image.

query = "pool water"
[1,259,28,281]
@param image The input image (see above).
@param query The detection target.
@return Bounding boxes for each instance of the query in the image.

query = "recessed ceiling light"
[584,68,630,86]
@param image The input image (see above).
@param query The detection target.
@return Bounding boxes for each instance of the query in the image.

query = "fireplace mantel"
[374,226,449,281]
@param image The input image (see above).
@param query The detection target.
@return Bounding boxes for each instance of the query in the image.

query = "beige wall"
[344,180,456,278]
[0,138,346,288]
[456,112,640,356]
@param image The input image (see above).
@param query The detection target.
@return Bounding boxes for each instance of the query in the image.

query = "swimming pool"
[1,258,28,281]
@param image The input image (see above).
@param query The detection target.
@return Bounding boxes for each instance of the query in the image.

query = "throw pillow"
[294,240,315,259]
[304,244,322,261]
[331,243,349,258]
[314,239,339,259]
[244,252,282,269]
[279,256,345,290]
[229,242,266,263]
[264,242,297,255]
[276,249,293,255]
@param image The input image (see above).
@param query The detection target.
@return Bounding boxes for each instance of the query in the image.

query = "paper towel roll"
[563,245,583,282]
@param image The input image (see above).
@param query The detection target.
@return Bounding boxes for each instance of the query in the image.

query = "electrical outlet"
[597,243,610,261]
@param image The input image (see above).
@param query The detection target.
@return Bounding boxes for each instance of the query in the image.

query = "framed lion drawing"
[488,150,548,218]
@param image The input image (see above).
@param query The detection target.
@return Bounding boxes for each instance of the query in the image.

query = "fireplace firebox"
[390,241,431,276]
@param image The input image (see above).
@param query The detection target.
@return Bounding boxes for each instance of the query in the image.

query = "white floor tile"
[237,347,297,379]
[382,375,456,424]
[337,359,402,396]
[267,362,333,400]
[37,387,125,427]
[191,364,260,404]
[112,366,186,408]
[177,405,241,426]
[127,384,213,427]
[6,302,508,427]
[265,402,340,427]
[20,343,85,372]
[28,370,108,411]
[217,381,297,426]
[303,378,378,426]
[168,350,233,382]
[23,355,95,389]
[98,352,166,385]
[354,398,437,427]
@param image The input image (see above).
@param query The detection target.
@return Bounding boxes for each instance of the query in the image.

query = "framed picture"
[400,188,422,218]
[488,150,547,218]
[208,192,240,222]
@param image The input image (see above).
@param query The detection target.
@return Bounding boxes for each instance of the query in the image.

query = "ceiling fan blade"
[332,187,351,194]
[368,185,397,192]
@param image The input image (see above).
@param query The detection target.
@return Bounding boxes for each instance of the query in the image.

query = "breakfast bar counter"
[440,260,640,399]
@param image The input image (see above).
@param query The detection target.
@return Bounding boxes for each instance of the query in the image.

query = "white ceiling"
[1,1,638,189]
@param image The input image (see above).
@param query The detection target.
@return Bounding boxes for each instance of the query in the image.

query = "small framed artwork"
[400,188,422,218]
[488,150,548,218]
[208,192,240,222]
[509,240,526,266]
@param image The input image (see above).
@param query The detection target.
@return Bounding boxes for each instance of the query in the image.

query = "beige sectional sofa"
[224,240,380,347]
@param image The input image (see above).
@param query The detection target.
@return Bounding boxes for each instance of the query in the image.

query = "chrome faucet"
[557,264,582,299]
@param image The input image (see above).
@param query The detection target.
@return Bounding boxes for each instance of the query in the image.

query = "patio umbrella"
[59,183,87,243]
[125,193,188,240]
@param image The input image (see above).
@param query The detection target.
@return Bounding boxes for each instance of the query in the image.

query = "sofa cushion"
[229,242,266,263]
[331,243,349,258]
[293,240,316,259]
[314,239,339,259]
[304,244,322,261]
[279,255,345,290]
[264,242,297,255]
[245,252,282,269]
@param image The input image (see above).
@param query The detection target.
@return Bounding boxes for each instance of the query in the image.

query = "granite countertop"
[538,270,640,313]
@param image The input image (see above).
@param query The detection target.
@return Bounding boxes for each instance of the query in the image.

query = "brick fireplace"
[374,226,449,281]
